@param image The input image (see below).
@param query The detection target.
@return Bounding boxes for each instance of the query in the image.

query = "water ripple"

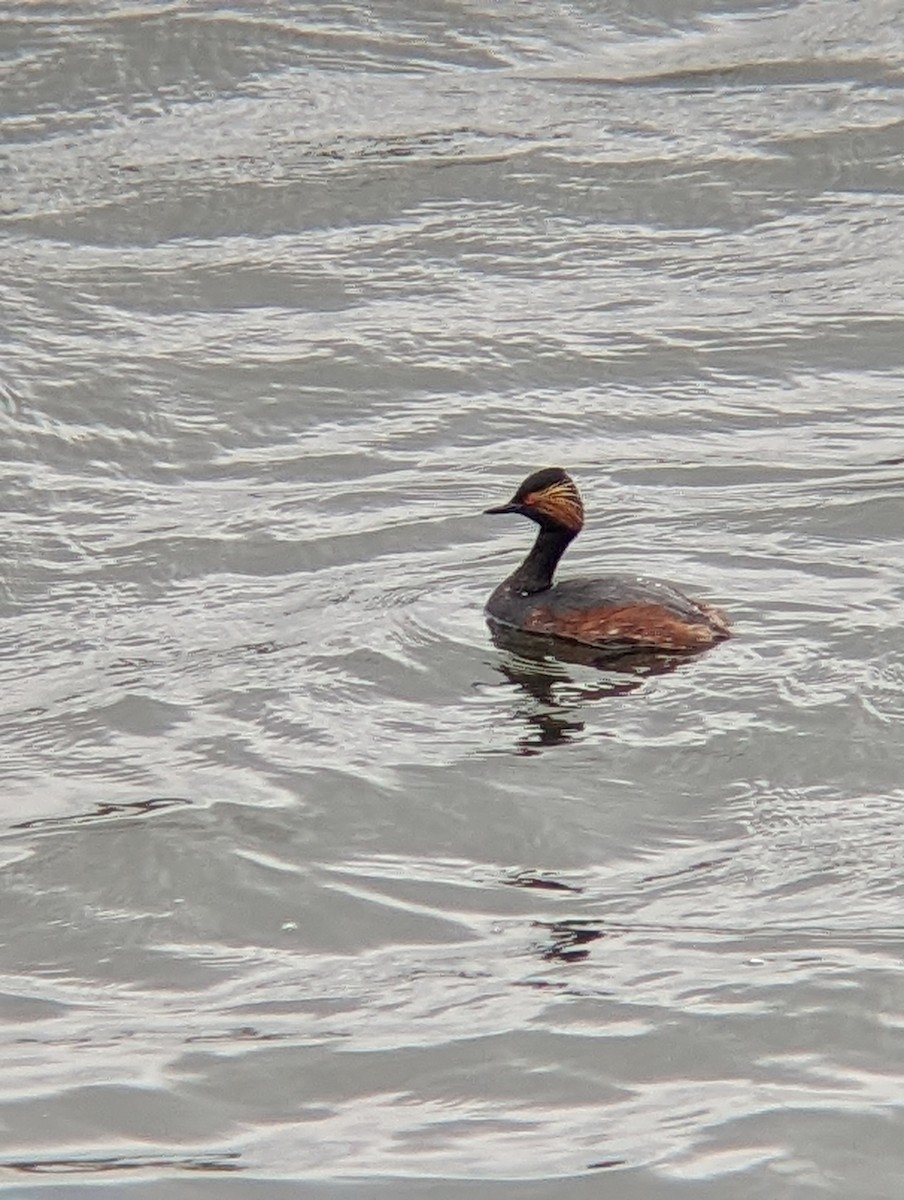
[3,0,904,1193]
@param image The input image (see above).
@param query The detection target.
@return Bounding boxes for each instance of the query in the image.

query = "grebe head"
[485,467,584,533]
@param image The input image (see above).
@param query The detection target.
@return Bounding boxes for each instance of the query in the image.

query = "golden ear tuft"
[526,480,584,531]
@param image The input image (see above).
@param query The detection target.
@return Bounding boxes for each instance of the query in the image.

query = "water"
[2,1,904,1196]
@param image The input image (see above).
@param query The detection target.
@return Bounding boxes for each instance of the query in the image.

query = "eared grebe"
[485,467,730,652]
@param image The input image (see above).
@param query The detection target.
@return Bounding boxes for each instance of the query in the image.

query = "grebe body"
[485,468,729,653]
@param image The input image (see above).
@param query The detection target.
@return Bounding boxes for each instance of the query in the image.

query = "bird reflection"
[488,622,690,755]
[534,918,606,964]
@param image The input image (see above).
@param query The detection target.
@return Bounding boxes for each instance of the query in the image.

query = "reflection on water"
[488,621,699,754]
[533,919,607,964]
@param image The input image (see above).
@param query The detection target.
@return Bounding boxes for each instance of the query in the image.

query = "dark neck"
[507,525,576,594]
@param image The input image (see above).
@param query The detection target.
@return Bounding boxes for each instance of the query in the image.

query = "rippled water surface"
[3,1,904,1196]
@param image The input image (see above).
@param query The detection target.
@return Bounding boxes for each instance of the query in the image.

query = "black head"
[485,467,584,532]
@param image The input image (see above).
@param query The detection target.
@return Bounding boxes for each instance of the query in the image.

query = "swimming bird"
[484,467,729,652]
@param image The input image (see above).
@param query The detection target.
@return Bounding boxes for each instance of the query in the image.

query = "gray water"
[2,2,904,1196]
